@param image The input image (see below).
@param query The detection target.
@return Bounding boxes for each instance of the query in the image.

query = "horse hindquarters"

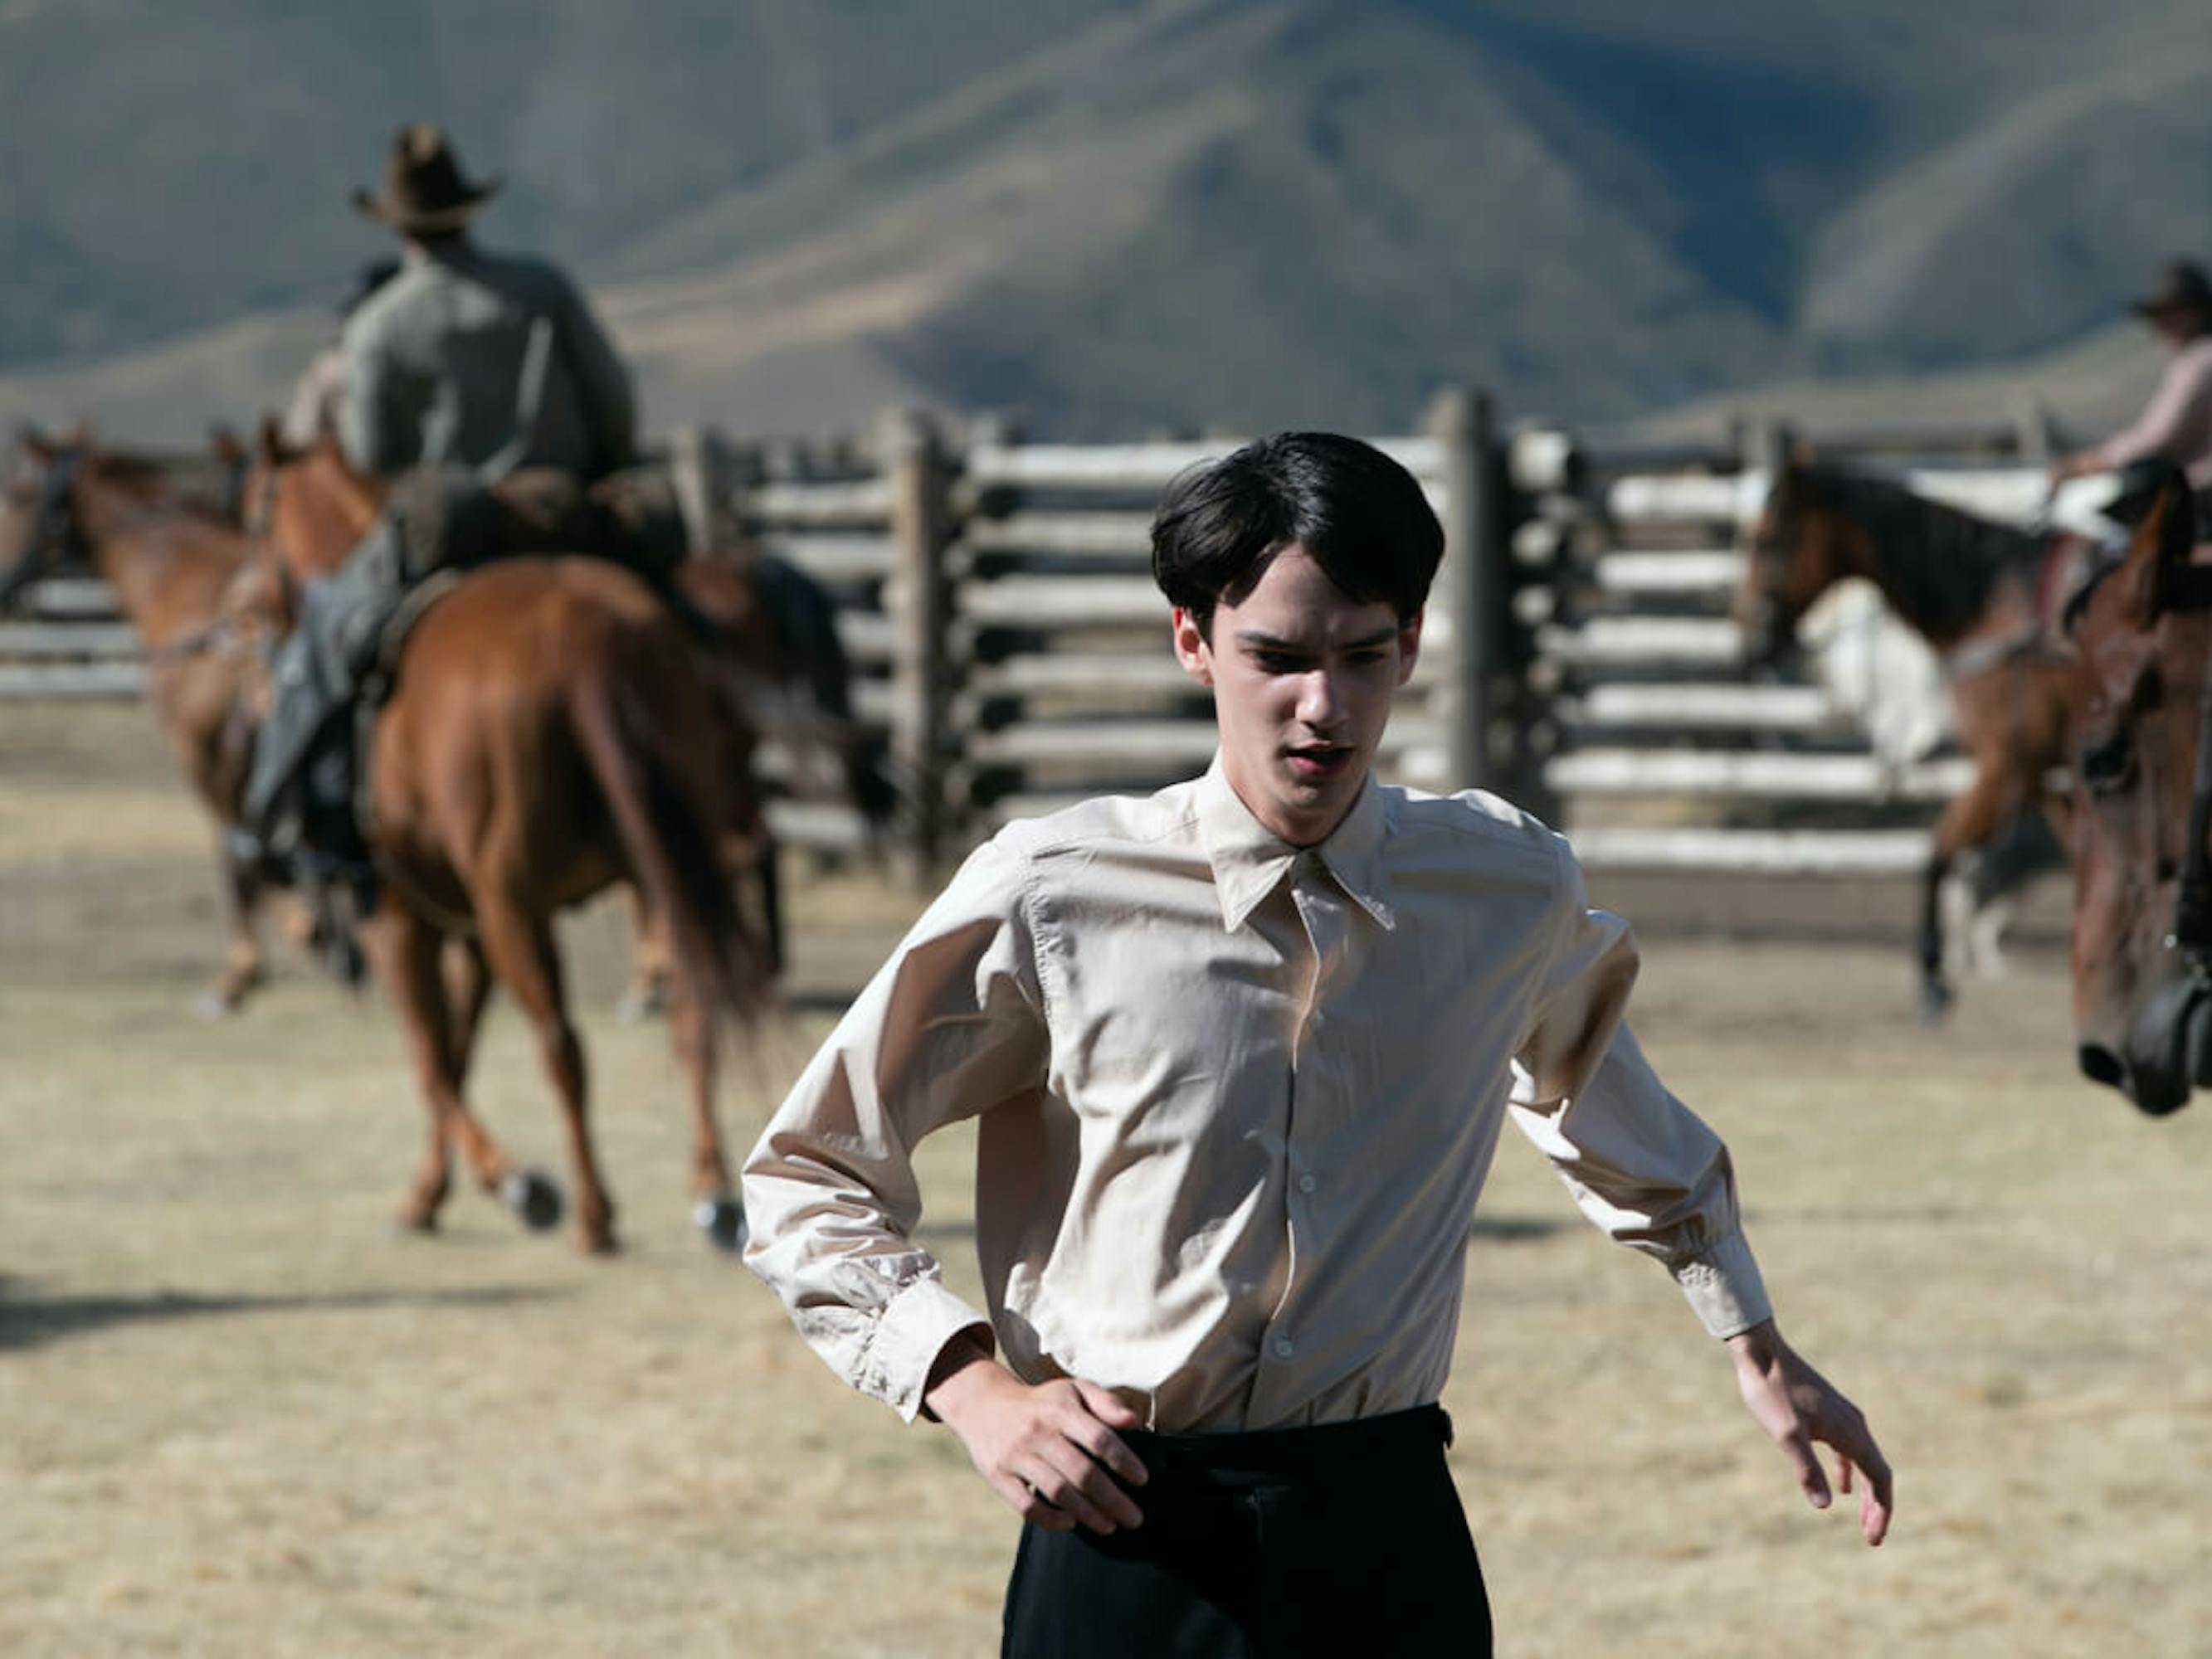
[366,562,769,1253]
[564,641,768,1247]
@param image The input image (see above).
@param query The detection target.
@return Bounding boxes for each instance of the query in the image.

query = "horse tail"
[753,552,901,829]
[567,649,770,1043]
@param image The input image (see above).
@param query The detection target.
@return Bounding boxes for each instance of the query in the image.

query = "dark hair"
[1150,431,1444,634]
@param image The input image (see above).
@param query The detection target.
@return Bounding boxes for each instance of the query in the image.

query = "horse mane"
[87,450,239,530]
[1788,461,2047,639]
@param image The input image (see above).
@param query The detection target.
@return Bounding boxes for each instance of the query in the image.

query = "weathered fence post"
[1428,386,1503,791]
[2011,397,2058,468]
[1740,414,1791,483]
[666,423,737,552]
[883,407,957,878]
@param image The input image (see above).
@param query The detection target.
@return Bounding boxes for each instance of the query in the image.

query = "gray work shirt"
[338,241,636,481]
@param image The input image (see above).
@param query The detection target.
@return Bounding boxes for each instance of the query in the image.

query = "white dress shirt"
[743,759,1770,1431]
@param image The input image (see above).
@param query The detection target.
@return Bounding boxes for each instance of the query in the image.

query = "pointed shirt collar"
[1195,755,1396,934]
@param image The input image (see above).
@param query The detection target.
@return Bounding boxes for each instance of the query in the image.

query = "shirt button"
[1297,1173,1318,1194]
[1273,1337,1295,1360]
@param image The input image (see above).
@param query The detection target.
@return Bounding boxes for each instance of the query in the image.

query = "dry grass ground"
[3,701,2210,1657]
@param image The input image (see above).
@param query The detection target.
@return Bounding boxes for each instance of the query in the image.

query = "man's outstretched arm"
[1726,1319,1893,1546]
[1508,835,1893,1545]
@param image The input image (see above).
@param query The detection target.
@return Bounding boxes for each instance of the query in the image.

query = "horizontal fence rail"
[5,395,2097,892]
[1518,404,2093,879]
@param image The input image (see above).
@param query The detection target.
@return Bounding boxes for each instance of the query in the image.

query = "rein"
[141,613,253,668]
[2162,567,2212,966]
[0,448,85,606]
[242,461,280,550]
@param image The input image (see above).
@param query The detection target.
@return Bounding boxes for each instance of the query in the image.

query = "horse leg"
[1917,848,1954,1024]
[206,835,270,1016]
[755,827,784,980]
[441,936,492,1081]
[2039,783,2073,854]
[422,931,561,1228]
[475,893,615,1253]
[665,969,746,1252]
[1922,766,2018,1023]
[618,887,672,1023]
[360,907,517,1233]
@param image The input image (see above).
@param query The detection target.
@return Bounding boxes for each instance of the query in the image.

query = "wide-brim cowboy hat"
[352,123,500,234]
[2128,257,2212,319]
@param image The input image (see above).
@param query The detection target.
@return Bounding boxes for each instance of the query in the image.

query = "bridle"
[0,445,86,608]
[2073,531,2212,973]
[2154,565,2212,970]
[241,458,281,552]
[0,443,258,667]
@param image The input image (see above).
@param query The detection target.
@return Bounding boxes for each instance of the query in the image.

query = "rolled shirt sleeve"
[1507,834,1772,1338]
[743,836,1051,1420]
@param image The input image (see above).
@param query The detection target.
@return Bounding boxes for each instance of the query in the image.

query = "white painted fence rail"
[1547,748,1976,801]
[1537,440,2084,878]
[1605,467,2121,534]
[1565,827,1932,877]
[3,412,2076,891]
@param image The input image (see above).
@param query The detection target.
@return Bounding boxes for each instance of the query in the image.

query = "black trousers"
[1001,1404,1490,1658]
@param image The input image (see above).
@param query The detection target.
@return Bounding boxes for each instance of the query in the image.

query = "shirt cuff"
[860,1275,994,1423]
[1671,1230,1772,1339]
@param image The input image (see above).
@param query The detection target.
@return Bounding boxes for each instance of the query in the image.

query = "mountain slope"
[6,0,2212,440]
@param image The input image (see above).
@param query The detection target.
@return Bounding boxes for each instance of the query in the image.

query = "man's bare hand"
[1725,1320,1893,1546]
[923,1339,1147,1535]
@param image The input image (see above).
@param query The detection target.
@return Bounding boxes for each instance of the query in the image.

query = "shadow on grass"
[0,1281,568,1352]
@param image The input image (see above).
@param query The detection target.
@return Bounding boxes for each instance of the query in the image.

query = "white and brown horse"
[1733,460,2079,1020]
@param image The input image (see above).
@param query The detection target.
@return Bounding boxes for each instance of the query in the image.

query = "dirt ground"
[4,701,2210,1658]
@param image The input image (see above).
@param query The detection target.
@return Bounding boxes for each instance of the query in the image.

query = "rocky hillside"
[5,0,2209,440]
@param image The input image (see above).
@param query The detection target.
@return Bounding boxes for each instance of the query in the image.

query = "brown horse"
[0,431,299,1011]
[1733,460,2078,1021]
[236,453,780,1249]
[241,427,896,999]
[2063,468,2212,1115]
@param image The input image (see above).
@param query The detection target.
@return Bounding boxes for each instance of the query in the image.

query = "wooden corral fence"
[8,397,2098,878]
[694,397,2096,877]
[1498,406,2107,879]
[679,396,1512,868]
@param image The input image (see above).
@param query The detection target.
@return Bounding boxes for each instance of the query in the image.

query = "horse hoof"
[196,990,236,1022]
[694,1194,748,1254]
[1919,980,1954,1026]
[503,1170,564,1233]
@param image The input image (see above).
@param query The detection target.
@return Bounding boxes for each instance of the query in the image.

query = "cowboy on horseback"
[241,123,660,895]
[2053,258,2212,494]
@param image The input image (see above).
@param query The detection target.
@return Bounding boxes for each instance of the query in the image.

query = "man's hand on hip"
[923,1336,1148,1535]
[1725,1318,1894,1546]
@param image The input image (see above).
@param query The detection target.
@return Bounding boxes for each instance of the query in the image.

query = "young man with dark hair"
[743,432,1891,1656]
